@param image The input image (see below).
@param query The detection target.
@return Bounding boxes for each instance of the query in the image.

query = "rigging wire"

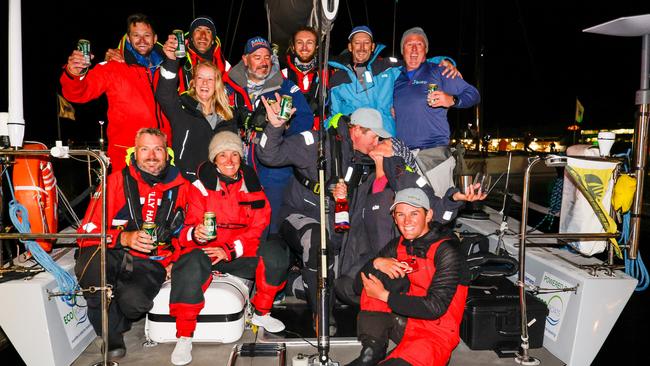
[228,0,246,61]
[391,0,397,57]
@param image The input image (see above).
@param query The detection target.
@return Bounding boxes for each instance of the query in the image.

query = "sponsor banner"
[53,288,93,348]
[535,272,574,341]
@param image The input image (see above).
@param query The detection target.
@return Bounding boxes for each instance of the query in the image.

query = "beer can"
[278,95,293,121]
[204,212,217,240]
[428,83,438,93]
[173,29,186,58]
[142,221,158,243]
[77,39,91,67]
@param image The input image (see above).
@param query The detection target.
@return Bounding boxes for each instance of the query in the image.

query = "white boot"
[171,336,193,365]
[251,312,285,333]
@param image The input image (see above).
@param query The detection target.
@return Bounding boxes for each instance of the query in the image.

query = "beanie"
[400,27,428,52]
[208,131,243,162]
[189,16,217,37]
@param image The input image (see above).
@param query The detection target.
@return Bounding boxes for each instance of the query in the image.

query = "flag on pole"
[575,98,584,124]
[57,94,75,121]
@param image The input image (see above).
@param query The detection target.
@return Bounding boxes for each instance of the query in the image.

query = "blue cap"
[348,26,373,41]
[244,36,271,54]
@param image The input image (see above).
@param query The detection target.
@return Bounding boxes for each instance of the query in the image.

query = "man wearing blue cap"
[328,26,459,137]
[227,36,313,234]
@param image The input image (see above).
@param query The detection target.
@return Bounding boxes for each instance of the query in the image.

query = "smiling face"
[392,203,433,240]
[348,32,375,64]
[243,47,272,82]
[214,150,241,179]
[401,33,427,71]
[293,30,317,63]
[193,63,217,103]
[127,22,157,57]
[191,25,214,53]
[134,132,167,176]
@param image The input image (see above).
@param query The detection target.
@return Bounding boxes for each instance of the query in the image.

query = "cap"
[348,25,373,41]
[349,108,392,138]
[190,16,216,36]
[400,27,429,52]
[390,188,431,211]
[244,36,271,54]
[208,131,244,162]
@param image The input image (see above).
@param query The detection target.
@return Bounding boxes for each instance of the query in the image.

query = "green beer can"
[173,29,186,58]
[204,212,217,240]
[278,95,293,121]
[77,39,91,68]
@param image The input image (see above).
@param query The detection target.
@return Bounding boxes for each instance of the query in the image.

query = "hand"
[202,246,228,265]
[439,59,462,79]
[361,272,389,302]
[104,48,124,63]
[121,230,156,253]
[162,35,178,60]
[261,93,296,128]
[373,257,409,279]
[193,223,213,243]
[66,50,93,76]
[427,91,455,108]
[332,181,347,200]
[368,139,393,161]
[165,263,173,281]
[453,182,487,202]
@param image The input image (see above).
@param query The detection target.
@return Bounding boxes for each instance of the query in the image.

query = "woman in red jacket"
[168,131,289,366]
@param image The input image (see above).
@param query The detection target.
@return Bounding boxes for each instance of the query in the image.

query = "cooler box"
[460,276,548,352]
[145,273,251,343]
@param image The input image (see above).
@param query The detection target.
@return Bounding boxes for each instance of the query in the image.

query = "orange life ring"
[12,142,58,252]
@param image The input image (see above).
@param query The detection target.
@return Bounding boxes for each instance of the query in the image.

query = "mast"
[473,0,484,151]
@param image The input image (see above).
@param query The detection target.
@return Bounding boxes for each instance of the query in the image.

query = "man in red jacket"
[347,187,470,366]
[75,128,190,360]
[169,131,289,366]
[61,13,171,172]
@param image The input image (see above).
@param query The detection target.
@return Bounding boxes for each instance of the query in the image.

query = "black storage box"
[460,276,548,352]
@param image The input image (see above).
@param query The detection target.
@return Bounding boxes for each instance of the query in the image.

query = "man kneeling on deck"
[169,131,290,365]
[348,187,470,366]
[75,128,190,360]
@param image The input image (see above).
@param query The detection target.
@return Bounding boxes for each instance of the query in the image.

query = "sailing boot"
[345,336,387,366]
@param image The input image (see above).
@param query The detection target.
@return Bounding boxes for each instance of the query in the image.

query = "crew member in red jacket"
[169,131,289,366]
[348,187,470,366]
[75,128,190,360]
[61,13,171,172]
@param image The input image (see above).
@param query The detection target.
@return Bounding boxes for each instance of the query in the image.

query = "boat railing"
[0,147,113,366]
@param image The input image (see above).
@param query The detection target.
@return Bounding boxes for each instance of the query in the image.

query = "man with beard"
[61,14,171,172]
[281,26,322,115]
[328,26,459,137]
[75,128,190,360]
[228,36,313,233]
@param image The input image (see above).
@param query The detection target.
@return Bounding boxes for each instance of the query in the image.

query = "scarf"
[125,41,163,75]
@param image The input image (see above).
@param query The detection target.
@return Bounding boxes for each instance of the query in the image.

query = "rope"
[530,177,563,232]
[4,170,79,305]
[620,212,649,291]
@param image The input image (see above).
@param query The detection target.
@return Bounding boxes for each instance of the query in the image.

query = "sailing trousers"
[169,239,289,338]
[75,247,166,348]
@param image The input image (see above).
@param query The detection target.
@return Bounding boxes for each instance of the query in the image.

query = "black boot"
[345,337,386,366]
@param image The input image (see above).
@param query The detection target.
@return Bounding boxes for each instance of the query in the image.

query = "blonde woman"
[156,34,246,182]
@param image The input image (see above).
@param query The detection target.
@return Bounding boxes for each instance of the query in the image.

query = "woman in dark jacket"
[156,34,246,182]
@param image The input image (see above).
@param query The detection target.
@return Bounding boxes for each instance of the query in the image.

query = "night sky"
[1,0,649,147]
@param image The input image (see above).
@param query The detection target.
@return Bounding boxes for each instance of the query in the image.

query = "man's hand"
[121,230,156,253]
[332,180,348,200]
[453,182,487,202]
[373,257,409,279]
[439,59,462,79]
[427,91,455,108]
[261,93,295,128]
[361,272,389,302]
[104,48,124,63]
[162,35,178,60]
[202,246,229,265]
[66,50,93,76]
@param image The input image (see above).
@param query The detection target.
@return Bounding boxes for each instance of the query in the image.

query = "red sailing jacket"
[360,235,469,366]
[60,43,171,172]
[179,163,270,261]
[77,162,191,267]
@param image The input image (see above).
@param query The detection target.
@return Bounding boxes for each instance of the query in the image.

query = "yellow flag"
[575,99,584,124]
[57,94,75,121]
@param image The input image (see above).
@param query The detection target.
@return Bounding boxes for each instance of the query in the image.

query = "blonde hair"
[188,61,233,120]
